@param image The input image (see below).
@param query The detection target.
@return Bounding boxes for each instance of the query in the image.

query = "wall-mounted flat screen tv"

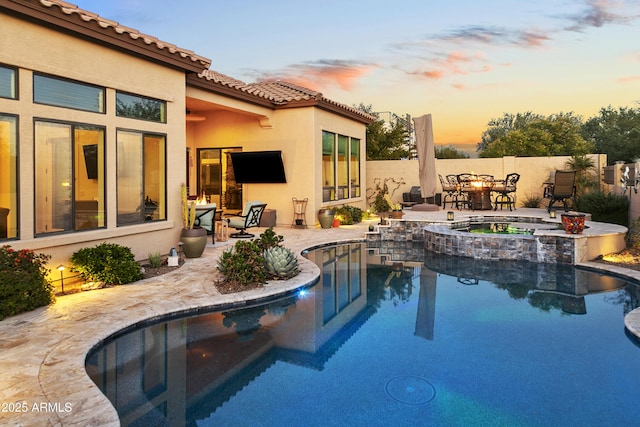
[229,151,286,183]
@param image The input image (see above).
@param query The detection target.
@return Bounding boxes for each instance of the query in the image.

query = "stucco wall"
[0,14,186,273]
[366,154,607,210]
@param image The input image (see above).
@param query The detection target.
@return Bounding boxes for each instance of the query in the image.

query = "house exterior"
[0,0,374,284]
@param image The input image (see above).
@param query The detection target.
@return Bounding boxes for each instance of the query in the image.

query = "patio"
[1,208,640,426]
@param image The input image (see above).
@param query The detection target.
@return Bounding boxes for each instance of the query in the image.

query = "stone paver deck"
[1,208,639,426]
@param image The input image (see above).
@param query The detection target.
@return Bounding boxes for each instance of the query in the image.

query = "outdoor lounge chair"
[543,170,576,212]
[226,201,267,238]
[402,186,423,207]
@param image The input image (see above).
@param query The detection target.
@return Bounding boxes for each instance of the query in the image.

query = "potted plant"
[385,194,404,219]
[180,184,207,257]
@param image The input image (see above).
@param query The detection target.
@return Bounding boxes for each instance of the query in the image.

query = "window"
[0,114,18,240]
[116,92,166,123]
[322,131,361,202]
[117,130,166,225]
[34,121,105,235]
[0,65,17,99]
[33,74,104,113]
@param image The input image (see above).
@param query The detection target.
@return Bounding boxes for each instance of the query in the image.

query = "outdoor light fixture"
[549,210,556,219]
[168,247,179,267]
[57,264,65,294]
[447,211,454,221]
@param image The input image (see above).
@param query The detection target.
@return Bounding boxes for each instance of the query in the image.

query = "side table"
[215,220,229,242]
[292,197,308,228]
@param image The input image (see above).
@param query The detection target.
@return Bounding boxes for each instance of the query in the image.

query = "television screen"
[229,151,286,183]
[83,144,98,179]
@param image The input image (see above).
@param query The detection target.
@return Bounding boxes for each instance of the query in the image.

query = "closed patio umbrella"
[412,114,439,211]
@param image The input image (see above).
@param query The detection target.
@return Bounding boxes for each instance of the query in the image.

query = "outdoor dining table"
[458,176,494,210]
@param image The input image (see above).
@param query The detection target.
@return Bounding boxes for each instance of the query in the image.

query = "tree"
[478,112,594,158]
[356,103,410,160]
[581,105,640,164]
[435,145,470,159]
[565,154,598,200]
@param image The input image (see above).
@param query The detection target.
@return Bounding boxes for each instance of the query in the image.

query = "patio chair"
[401,186,424,209]
[543,170,576,212]
[439,174,460,209]
[491,173,520,211]
[226,201,267,238]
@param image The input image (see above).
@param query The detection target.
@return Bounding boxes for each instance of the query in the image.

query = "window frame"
[115,91,167,124]
[0,64,18,100]
[33,119,106,236]
[322,131,361,203]
[0,113,19,240]
[33,72,105,113]
[116,128,167,226]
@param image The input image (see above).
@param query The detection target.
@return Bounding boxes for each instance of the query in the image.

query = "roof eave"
[1,0,211,73]
[186,74,275,109]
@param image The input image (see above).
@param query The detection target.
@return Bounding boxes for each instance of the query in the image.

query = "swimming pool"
[86,242,640,426]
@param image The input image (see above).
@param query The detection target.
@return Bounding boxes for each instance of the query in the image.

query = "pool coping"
[1,209,640,426]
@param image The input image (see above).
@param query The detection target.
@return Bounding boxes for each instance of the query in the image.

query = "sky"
[72,0,640,150]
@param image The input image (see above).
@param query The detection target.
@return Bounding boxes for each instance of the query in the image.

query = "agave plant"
[264,246,300,279]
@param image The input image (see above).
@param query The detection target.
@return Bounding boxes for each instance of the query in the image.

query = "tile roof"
[5,1,374,123]
[197,70,377,123]
[5,0,211,70]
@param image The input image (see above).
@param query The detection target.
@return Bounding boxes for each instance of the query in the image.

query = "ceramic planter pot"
[391,210,404,219]
[181,227,207,258]
[318,208,335,229]
[561,213,585,234]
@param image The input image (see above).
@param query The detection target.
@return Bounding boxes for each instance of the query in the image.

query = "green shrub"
[217,240,267,288]
[255,227,283,251]
[0,245,54,320]
[148,251,162,268]
[70,242,143,285]
[521,193,542,208]
[335,205,363,225]
[575,191,629,226]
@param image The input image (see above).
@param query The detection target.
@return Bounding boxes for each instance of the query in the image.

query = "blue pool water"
[86,243,640,426]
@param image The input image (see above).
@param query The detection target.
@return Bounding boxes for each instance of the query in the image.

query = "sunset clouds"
[255,59,377,92]
[72,0,640,145]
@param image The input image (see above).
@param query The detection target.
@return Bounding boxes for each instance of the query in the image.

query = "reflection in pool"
[86,243,640,426]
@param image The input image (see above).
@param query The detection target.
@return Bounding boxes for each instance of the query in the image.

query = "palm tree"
[565,155,597,200]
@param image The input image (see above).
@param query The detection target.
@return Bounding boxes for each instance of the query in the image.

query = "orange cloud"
[257,60,376,91]
[617,75,640,83]
[410,50,491,80]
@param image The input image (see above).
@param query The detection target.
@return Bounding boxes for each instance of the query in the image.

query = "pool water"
[86,243,640,427]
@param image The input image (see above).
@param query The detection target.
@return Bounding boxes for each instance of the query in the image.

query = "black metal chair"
[492,173,520,211]
[226,201,267,238]
[543,170,576,212]
[439,174,459,209]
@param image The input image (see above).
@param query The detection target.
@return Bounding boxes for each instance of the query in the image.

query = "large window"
[0,65,17,99]
[117,130,166,225]
[33,74,104,113]
[0,114,18,240]
[322,131,361,202]
[34,121,105,234]
[116,92,166,123]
